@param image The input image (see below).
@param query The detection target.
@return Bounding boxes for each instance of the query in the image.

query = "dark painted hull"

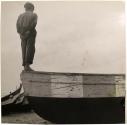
[27,96,125,124]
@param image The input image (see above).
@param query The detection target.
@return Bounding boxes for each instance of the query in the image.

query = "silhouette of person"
[16,2,38,71]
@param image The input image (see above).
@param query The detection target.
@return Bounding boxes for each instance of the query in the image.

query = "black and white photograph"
[1,1,125,124]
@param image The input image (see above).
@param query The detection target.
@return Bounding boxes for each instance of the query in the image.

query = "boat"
[1,84,24,106]
[20,71,125,124]
[1,84,27,115]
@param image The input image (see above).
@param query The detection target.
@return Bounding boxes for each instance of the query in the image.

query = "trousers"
[20,29,37,66]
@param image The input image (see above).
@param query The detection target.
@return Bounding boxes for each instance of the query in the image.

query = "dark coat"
[16,11,37,35]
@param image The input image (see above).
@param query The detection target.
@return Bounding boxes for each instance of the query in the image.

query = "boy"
[17,2,38,71]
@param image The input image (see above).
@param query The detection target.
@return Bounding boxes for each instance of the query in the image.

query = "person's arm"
[16,15,22,34]
[30,13,38,30]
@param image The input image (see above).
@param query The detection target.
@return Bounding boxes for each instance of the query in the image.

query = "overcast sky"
[1,1,125,97]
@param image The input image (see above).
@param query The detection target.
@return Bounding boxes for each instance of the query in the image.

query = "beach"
[2,111,51,124]
[2,105,51,124]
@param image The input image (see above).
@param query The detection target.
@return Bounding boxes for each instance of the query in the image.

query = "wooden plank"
[51,74,83,83]
[51,74,83,97]
[22,82,51,97]
[83,75,115,84]
[83,85,115,97]
[21,72,51,82]
[21,71,125,98]
[51,83,83,97]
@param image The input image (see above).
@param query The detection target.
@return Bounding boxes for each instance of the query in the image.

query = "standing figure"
[16,2,38,71]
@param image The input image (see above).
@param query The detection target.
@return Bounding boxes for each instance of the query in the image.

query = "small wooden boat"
[2,84,24,106]
[1,84,26,115]
[21,71,125,124]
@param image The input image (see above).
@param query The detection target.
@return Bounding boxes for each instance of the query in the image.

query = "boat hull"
[21,71,125,123]
[27,96,125,124]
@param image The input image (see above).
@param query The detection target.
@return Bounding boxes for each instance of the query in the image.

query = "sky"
[1,1,125,97]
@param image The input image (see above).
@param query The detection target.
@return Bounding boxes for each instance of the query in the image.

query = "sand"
[2,110,51,124]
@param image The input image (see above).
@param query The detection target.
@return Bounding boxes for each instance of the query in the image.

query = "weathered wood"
[20,71,125,98]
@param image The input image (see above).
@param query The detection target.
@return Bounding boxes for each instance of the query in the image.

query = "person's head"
[24,2,34,12]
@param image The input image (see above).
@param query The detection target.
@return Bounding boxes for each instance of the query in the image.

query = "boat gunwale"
[27,95,125,99]
[21,71,125,76]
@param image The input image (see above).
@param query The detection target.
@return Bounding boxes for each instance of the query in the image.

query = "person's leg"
[25,30,36,71]
[21,36,27,67]
[25,37,35,65]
